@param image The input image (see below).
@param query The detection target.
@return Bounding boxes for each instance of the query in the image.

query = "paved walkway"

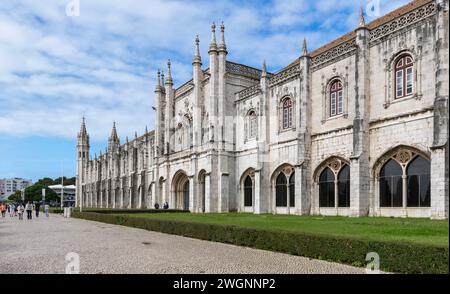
[0,214,366,274]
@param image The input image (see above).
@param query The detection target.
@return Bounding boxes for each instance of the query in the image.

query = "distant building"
[48,184,76,207]
[0,178,33,201]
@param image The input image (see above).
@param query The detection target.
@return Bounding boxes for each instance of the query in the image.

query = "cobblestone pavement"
[0,214,367,274]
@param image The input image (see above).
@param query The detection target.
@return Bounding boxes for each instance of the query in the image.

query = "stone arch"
[171,170,190,211]
[372,144,430,177]
[270,163,295,212]
[240,167,256,210]
[372,145,431,211]
[313,156,350,182]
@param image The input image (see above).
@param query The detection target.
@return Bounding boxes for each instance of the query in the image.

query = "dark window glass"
[407,156,430,207]
[379,159,403,207]
[183,181,189,211]
[319,168,335,207]
[338,165,350,207]
[244,175,253,207]
[276,173,287,207]
[289,172,295,207]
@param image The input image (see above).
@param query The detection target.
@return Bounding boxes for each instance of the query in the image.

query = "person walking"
[17,203,24,220]
[9,204,15,217]
[25,201,33,220]
[35,202,41,218]
[44,204,50,217]
[0,203,6,218]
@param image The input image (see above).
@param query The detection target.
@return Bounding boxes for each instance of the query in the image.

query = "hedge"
[72,211,449,274]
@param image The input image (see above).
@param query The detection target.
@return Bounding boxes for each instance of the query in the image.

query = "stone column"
[254,170,262,214]
[189,176,195,211]
[298,40,312,216]
[204,173,211,213]
[350,12,370,217]
[430,0,449,219]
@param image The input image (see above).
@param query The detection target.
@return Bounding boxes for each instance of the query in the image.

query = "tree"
[8,191,23,202]
[36,177,54,186]
[23,183,59,203]
[53,176,76,186]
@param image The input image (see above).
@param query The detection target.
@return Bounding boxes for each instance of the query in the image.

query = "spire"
[193,35,202,65]
[145,125,148,134]
[359,6,365,27]
[160,70,165,87]
[109,121,117,139]
[126,136,129,144]
[135,131,138,139]
[155,69,161,91]
[261,60,267,78]
[302,38,308,56]
[209,22,217,53]
[79,116,87,135]
[218,21,227,53]
[165,60,173,85]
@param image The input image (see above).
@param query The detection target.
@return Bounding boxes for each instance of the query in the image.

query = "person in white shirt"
[25,201,33,220]
[17,204,24,220]
[9,204,15,217]
[44,204,50,217]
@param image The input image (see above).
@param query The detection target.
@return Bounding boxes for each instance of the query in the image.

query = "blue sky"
[0,0,409,182]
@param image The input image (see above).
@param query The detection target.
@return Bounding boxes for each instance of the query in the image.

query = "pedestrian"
[14,204,18,217]
[35,202,41,218]
[154,202,160,209]
[9,204,15,217]
[163,202,169,209]
[17,203,24,220]
[44,203,50,217]
[25,201,33,220]
[0,203,6,218]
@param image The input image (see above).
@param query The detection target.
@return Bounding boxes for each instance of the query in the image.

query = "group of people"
[0,201,50,220]
[154,202,169,210]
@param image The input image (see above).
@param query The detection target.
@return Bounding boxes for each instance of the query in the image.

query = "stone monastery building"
[76,0,449,219]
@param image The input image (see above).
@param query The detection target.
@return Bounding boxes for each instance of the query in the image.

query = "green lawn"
[118,212,449,247]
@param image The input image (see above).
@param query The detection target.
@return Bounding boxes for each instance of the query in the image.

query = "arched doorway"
[172,171,190,211]
[270,164,295,214]
[240,168,255,212]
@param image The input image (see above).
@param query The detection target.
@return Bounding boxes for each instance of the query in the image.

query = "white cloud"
[0,0,410,144]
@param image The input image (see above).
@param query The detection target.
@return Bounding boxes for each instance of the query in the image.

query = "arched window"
[248,110,257,139]
[319,167,335,207]
[330,80,343,117]
[289,172,295,207]
[407,156,430,207]
[379,159,403,207]
[275,173,287,207]
[282,98,293,129]
[244,175,253,207]
[337,165,350,207]
[395,55,413,99]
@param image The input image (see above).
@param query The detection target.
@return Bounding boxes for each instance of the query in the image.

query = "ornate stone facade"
[76,0,448,219]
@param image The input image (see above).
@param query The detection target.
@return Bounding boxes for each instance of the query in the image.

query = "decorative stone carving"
[268,64,300,87]
[226,61,262,80]
[311,39,356,71]
[395,150,412,164]
[369,3,436,44]
[329,159,341,172]
[237,84,261,100]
